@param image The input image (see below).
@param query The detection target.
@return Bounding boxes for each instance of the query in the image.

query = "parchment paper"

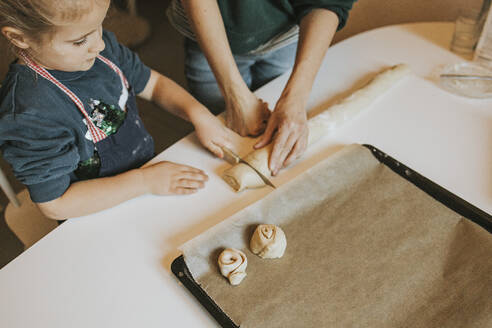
[180,144,492,328]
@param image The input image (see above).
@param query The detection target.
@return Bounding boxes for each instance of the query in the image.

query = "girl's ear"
[1,27,31,49]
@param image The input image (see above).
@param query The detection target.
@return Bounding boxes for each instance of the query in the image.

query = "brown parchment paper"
[180,144,492,328]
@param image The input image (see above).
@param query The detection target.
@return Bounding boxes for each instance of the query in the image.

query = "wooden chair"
[1,155,58,250]
[0,165,19,207]
[4,189,58,250]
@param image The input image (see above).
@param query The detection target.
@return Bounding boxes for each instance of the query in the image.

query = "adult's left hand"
[254,95,309,176]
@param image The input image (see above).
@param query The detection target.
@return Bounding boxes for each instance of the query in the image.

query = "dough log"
[250,224,287,259]
[218,248,248,285]
[222,64,411,191]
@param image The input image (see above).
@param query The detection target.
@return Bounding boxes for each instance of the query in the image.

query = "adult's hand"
[255,8,340,176]
[224,87,270,137]
[254,94,309,176]
[182,0,270,137]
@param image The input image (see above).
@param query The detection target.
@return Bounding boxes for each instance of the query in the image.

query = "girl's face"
[25,0,110,72]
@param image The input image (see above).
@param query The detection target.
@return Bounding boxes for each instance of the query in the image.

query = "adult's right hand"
[224,88,270,137]
[254,94,309,176]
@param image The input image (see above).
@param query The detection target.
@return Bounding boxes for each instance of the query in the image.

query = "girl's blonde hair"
[0,0,105,42]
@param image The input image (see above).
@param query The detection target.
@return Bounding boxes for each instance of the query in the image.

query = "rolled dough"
[218,248,248,285]
[250,224,287,259]
[222,64,411,191]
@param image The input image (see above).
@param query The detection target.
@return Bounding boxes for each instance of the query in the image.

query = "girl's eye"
[73,38,88,46]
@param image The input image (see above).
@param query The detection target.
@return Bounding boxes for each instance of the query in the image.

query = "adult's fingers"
[283,130,308,167]
[249,120,267,137]
[249,101,271,137]
[268,127,291,175]
[271,130,297,175]
[261,101,271,121]
[254,117,277,149]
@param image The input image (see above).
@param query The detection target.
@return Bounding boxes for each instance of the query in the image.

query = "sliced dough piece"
[222,163,265,192]
[222,64,411,191]
[218,248,248,285]
[250,224,287,259]
[222,144,273,192]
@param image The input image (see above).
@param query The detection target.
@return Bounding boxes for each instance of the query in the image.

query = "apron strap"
[97,54,129,90]
[19,51,129,143]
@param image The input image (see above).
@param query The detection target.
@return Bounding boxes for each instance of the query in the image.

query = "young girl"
[0,0,234,219]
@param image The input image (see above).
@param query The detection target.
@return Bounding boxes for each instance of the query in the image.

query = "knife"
[221,147,276,189]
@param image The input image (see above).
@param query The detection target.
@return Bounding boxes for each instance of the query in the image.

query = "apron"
[19,52,154,179]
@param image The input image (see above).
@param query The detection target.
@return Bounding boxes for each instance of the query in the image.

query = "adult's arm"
[255,9,339,175]
[181,0,269,137]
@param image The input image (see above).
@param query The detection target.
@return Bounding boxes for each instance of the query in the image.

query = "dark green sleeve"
[290,0,357,30]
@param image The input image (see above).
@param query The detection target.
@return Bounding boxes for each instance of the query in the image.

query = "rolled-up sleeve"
[0,113,79,202]
[291,0,357,30]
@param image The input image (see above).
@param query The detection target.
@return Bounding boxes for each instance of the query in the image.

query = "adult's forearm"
[281,9,339,105]
[37,169,147,220]
[181,0,246,95]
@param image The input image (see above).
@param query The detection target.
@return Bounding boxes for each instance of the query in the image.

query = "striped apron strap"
[18,52,130,143]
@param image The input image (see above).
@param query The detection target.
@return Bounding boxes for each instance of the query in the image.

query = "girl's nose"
[90,29,106,54]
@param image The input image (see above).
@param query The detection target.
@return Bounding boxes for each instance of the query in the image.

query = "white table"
[0,22,490,327]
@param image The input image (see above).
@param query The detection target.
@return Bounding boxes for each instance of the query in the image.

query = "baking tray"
[171,144,491,328]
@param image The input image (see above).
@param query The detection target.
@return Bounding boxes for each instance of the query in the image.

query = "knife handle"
[221,146,240,165]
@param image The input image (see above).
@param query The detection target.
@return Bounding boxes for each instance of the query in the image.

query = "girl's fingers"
[175,187,198,195]
[179,171,209,182]
[208,142,224,158]
[177,179,206,189]
[179,164,206,175]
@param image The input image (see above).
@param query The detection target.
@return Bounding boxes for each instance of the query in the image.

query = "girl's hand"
[224,88,270,137]
[192,110,236,158]
[141,161,208,195]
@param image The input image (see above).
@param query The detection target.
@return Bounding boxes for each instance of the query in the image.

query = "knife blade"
[221,147,276,189]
